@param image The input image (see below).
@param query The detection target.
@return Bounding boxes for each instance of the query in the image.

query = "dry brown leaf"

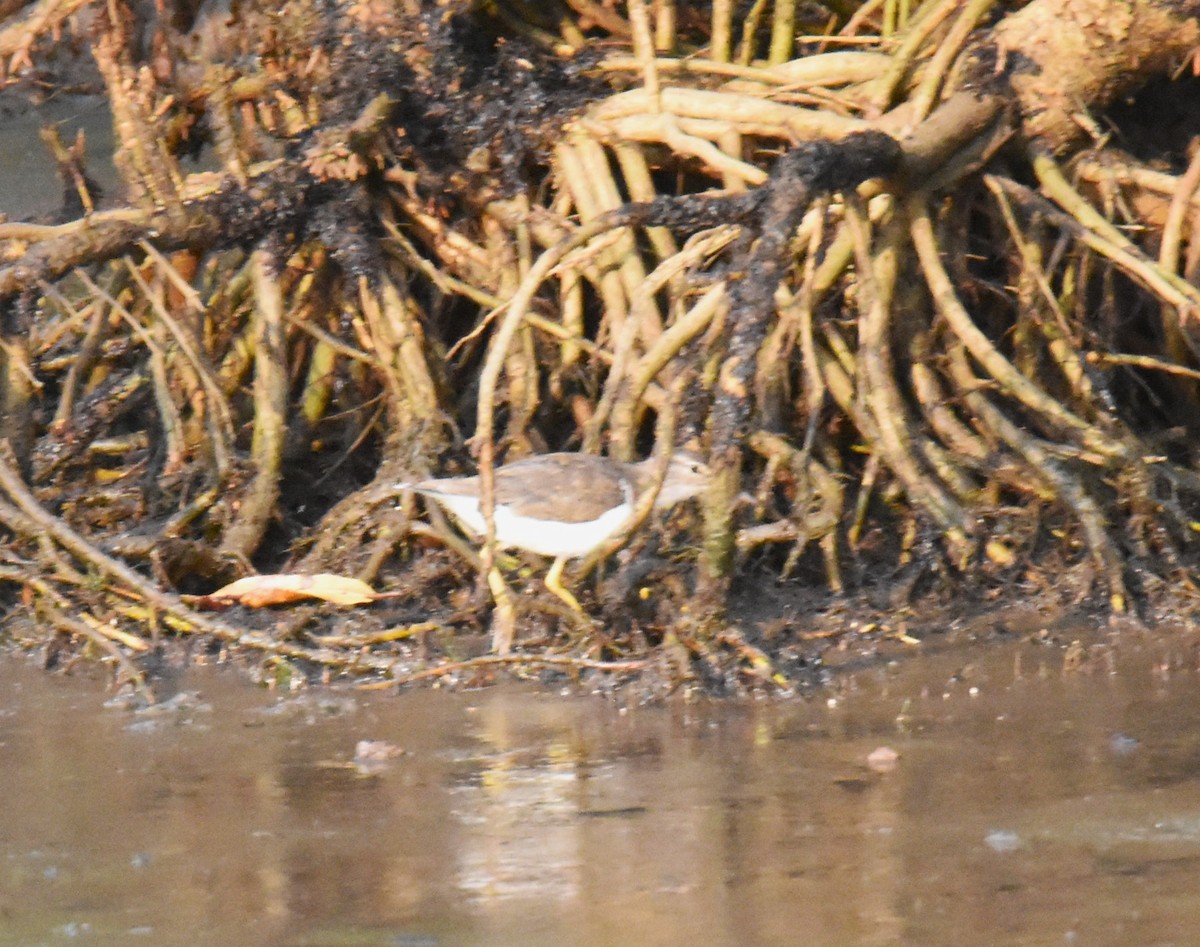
[201,573,379,608]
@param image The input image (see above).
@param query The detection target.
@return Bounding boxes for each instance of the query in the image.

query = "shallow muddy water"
[4,629,1200,946]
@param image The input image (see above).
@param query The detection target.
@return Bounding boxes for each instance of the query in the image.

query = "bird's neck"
[629,458,671,509]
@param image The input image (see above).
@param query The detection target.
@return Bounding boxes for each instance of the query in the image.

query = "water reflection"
[3,632,1200,944]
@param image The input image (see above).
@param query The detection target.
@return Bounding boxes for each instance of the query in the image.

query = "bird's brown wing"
[493,454,628,523]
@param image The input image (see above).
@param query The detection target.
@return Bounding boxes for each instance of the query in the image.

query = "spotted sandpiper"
[399,451,709,611]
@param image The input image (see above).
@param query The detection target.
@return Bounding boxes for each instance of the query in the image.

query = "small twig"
[35,591,153,701]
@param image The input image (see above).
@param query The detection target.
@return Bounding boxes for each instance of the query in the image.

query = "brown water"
[0,94,118,221]
[3,632,1200,946]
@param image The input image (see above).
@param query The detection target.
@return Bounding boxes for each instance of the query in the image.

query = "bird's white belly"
[430,495,633,558]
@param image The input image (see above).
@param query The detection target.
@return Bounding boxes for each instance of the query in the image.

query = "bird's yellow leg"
[544,556,584,613]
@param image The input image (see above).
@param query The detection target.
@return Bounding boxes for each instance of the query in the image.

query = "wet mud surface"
[5,620,1200,945]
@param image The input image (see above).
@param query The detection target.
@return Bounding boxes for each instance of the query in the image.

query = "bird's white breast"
[423,492,635,559]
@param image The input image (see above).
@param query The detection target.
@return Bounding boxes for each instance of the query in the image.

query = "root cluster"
[1,0,1199,695]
